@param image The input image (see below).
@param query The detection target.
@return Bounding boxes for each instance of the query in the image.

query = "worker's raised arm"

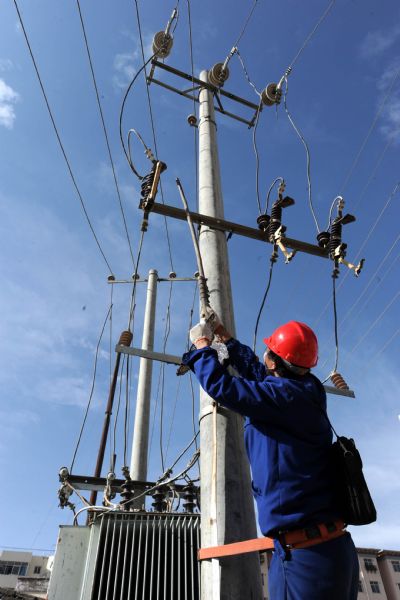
[182,346,285,423]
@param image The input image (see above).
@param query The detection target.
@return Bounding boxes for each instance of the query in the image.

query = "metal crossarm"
[116,346,356,398]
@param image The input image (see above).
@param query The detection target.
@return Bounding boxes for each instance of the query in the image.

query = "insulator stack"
[257,214,270,232]
[317,231,330,248]
[261,83,282,106]
[152,487,168,512]
[330,372,349,390]
[182,484,196,513]
[119,330,133,347]
[141,165,157,203]
[152,31,173,58]
[329,218,342,259]
[268,203,283,242]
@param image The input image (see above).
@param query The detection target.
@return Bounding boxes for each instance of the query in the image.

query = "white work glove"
[201,307,222,332]
[190,319,213,346]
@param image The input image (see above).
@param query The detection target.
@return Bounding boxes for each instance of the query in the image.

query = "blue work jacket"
[183,338,340,537]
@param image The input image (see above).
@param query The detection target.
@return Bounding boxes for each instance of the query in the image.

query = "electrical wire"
[231,0,259,49]
[111,354,126,471]
[123,355,131,466]
[76,0,137,272]
[160,432,200,483]
[350,290,400,353]
[253,256,275,352]
[339,68,400,195]
[13,0,114,275]
[235,48,262,98]
[70,304,112,472]
[252,99,264,215]
[159,282,173,471]
[287,0,336,71]
[133,0,175,272]
[283,78,320,233]
[375,326,400,358]
[265,176,284,213]
[314,182,400,328]
[186,0,199,211]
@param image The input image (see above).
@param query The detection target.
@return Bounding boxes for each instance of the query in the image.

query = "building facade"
[0,550,51,596]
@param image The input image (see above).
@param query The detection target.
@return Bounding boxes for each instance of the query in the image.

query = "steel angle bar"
[148,77,254,126]
[117,346,355,397]
[66,473,196,494]
[140,201,329,258]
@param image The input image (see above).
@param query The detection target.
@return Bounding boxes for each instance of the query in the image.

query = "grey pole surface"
[130,269,158,507]
[198,71,263,600]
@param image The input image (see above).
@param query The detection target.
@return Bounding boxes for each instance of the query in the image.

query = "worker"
[182,317,359,600]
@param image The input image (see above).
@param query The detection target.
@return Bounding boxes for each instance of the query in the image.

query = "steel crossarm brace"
[142,201,329,258]
[116,346,355,398]
[67,474,197,495]
[148,59,259,127]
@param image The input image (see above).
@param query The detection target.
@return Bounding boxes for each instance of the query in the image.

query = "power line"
[13,0,114,275]
[133,0,174,271]
[375,326,400,358]
[339,67,400,195]
[232,0,259,49]
[76,0,137,271]
[350,290,400,353]
[287,0,336,71]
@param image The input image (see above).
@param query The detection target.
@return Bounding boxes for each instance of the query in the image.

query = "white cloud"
[0,58,13,71]
[359,25,400,60]
[113,52,139,89]
[0,78,19,128]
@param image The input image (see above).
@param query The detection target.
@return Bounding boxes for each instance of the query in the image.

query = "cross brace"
[66,473,197,495]
[116,345,355,398]
[148,60,259,128]
[143,201,329,259]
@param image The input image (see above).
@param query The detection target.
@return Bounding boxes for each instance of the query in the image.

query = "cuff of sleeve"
[181,346,218,368]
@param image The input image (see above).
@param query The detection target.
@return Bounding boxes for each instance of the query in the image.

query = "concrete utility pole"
[130,269,158,508]
[198,72,263,600]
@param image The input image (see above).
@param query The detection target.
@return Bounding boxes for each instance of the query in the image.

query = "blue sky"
[0,0,399,555]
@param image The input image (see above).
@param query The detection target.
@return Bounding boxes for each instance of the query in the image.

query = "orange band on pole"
[198,537,274,561]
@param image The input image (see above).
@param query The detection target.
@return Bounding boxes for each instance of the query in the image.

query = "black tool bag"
[330,434,377,526]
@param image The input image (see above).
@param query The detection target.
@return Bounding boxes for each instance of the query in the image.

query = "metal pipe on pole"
[198,71,263,600]
[130,269,158,509]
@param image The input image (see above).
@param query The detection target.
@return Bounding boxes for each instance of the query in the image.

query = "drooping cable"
[252,99,264,215]
[13,0,114,275]
[265,176,284,213]
[70,304,112,473]
[283,78,320,233]
[76,0,136,271]
[253,256,275,352]
[235,49,262,98]
[133,0,175,272]
[287,0,336,71]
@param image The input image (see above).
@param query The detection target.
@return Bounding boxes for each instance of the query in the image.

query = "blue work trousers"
[269,533,359,600]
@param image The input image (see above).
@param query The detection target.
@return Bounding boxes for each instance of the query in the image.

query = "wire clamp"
[273,226,296,263]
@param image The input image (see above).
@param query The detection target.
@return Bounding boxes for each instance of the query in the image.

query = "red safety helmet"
[263,321,318,368]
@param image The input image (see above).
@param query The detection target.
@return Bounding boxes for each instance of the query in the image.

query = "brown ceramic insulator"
[119,330,133,347]
[330,371,349,390]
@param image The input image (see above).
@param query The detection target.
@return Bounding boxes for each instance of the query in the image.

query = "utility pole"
[198,71,263,600]
[130,269,158,509]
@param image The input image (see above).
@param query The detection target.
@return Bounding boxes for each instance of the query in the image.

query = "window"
[364,558,377,572]
[0,561,28,576]
[34,565,41,574]
[392,560,400,572]
[358,580,363,592]
[370,581,380,593]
